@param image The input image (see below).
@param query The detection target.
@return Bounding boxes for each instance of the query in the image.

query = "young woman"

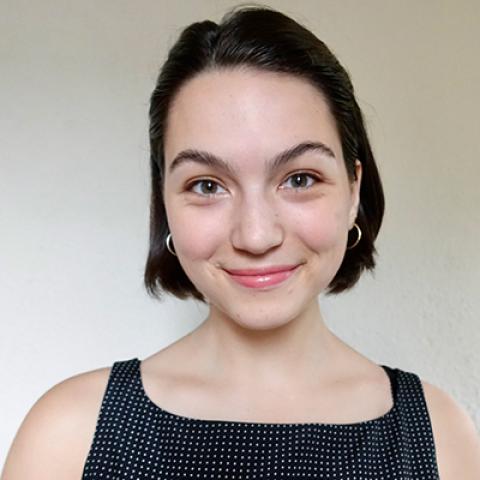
[3,5,479,479]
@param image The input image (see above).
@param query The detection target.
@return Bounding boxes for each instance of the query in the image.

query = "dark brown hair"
[144,4,385,302]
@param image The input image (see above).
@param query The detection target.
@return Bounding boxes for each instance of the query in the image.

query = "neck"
[192,299,341,390]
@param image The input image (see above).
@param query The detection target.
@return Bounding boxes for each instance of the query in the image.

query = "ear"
[348,159,362,227]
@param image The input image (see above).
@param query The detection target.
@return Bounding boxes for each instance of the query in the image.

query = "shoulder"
[1,364,112,480]
[421,378,480,480]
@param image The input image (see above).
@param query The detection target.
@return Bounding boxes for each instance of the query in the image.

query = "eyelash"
[185,171,322,197]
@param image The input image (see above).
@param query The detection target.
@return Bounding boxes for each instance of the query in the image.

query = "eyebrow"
[167,141,336,176]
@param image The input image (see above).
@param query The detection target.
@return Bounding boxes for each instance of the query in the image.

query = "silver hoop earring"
[347,222,362,250]
[166,232,177,256]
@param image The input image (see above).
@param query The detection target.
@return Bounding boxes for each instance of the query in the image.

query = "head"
[144,5,384,314]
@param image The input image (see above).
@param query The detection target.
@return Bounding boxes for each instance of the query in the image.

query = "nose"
[230,193,284,255]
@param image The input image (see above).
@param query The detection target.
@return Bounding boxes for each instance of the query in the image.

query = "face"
[163,67,362,330]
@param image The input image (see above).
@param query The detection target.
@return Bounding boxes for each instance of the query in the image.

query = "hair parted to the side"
[144,3,385,302]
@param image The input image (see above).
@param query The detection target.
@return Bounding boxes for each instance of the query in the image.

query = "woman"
[2,5,479,479]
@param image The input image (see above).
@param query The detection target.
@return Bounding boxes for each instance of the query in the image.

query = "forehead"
[164,67,342,166]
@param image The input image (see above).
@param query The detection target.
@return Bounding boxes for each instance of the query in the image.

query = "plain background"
[1,0,479,467]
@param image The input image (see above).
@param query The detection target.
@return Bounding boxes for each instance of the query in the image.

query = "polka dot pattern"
[81,358,440,479]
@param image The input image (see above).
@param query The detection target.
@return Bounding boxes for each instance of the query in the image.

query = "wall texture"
[1,0,479,467]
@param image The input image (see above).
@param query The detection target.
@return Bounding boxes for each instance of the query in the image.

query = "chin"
[212,294,315,331]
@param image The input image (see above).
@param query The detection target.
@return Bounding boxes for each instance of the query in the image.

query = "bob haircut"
[144,4,385,302]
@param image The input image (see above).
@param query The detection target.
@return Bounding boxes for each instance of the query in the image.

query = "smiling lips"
[223,264,301,289]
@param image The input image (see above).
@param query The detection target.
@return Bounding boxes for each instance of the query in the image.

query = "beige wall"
[1,0,479,465]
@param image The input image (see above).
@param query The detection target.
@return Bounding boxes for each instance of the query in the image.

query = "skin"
[161,66,364,396]
[2,67,480,479]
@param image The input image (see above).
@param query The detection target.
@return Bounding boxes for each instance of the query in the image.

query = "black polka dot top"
[81,358,440,479]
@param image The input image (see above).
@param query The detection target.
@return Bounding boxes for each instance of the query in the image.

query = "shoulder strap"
[81,358,139,478]
[395,368,440,479]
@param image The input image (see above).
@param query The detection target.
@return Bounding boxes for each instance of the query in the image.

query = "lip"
[223,264,302,289]
[223,264,300,276]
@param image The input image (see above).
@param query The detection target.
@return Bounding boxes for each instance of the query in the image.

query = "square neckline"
[134,357,398,428]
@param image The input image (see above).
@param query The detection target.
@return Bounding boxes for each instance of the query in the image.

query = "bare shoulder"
[1,365,112,480]
[421,379,480,480]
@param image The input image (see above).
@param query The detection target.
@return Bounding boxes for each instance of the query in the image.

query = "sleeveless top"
[81,358,440,479]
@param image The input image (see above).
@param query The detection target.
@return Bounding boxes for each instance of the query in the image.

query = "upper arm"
[422,379,480,480]
[1,366,111,480]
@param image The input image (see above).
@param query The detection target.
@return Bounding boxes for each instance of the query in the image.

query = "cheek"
[166,203,227,261]
[291,203,349,291]
[167,206,228,303]
[290,203,347,252]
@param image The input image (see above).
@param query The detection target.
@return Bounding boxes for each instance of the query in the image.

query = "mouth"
[223,264,302,290]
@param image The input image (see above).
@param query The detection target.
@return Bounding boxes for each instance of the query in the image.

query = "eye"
[280,171,321,190]
[185,171,321,198]
[186,178,227,197]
